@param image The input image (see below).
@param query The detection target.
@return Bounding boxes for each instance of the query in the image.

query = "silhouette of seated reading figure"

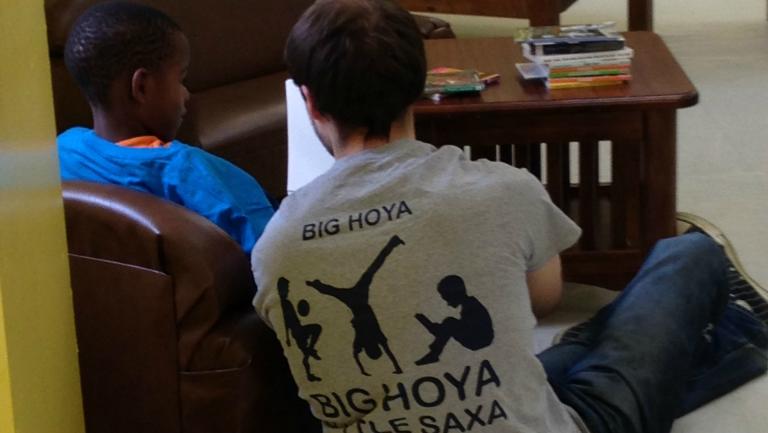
[306,235,405,376]
[278,277,322,382]
[415,275,494,366]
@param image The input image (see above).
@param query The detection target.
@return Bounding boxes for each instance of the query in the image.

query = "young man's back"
[254,1,768,432]
[253,139,584,432]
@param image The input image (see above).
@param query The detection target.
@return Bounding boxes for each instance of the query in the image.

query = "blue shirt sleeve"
[164,147,275,253]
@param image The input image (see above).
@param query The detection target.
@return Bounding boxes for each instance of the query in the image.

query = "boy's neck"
[92,107,155,143]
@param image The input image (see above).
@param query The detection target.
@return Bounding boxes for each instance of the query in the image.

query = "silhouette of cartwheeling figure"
[278,277,322,382]
[306,235,405,376]
[415,275,494,366]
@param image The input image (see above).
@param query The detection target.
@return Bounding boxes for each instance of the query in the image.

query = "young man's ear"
[130,68,151,103]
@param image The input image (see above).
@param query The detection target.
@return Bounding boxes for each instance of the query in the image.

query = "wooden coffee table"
[413,31,697,289]
[400,0,653,31]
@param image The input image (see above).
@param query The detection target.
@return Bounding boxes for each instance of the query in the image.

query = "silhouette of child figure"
[306,235,405,376]
[278,277,322,382]
[415,275,494,366]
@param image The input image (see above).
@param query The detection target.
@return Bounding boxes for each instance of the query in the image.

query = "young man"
[251,1,768,432]
[58,2,274,253]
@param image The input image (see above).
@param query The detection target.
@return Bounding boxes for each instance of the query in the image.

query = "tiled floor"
[638,17,768,432]
[666,21,768,289]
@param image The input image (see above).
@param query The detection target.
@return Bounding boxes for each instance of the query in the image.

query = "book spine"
[549,69,630,78]
[525,35,623,45]
[523,45,634,64]
[531,40,625,56]
[548,74,631,84]
[443,83,485,92]
[544,59,632,69]
[548,63,631,73]
[528,53,633,65]
[547,80,625,90]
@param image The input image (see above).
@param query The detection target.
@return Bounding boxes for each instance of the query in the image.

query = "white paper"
[286,79,335,193]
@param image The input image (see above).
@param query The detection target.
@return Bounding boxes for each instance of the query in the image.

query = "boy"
[251,1,768,432]
[57,1,274,253]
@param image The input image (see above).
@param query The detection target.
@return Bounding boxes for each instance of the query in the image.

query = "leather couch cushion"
[180,311,320,433]
[175,0,311,92]
[70,254,181,433]
[179,71,288,149]
[175,71,290,200]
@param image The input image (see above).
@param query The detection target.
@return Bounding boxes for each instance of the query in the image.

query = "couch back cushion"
[46,0,312,92]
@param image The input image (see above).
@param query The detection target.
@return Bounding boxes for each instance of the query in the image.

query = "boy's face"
[142,31,190,142]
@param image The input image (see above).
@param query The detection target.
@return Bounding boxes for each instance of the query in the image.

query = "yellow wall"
[0,0,85,432]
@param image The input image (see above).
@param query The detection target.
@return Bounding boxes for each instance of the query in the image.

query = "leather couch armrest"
[63,181,257,370]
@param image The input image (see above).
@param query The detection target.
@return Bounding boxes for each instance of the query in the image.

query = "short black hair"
[64,1,182,108]
[285,0,426,139]
[438,275,468,300]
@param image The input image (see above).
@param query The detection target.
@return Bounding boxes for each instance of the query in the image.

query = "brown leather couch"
[63,180,321,433]
[50,3,454,431]
[45,0,454,200]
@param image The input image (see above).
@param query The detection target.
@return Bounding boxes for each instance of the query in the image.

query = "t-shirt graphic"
[278,277,323,381]
[252,139,587,433]
[306,235,405,376]
[415,275,494,365]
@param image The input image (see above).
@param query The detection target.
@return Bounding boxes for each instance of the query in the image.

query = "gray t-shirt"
[252,139,584,433]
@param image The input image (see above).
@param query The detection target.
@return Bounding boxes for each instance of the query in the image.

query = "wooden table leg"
[642,109,677,251]
[527,0,560,26]
[629,0,653,31]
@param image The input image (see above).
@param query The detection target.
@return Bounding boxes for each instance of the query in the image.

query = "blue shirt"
[58,127,275,253]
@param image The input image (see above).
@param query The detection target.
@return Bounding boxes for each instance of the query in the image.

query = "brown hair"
[285,0,425,139]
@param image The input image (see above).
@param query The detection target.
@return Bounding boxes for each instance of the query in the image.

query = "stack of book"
[515,23,633,90]
[423,67,501,100]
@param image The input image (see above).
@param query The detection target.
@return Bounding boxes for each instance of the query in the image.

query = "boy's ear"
[130,68,151,103]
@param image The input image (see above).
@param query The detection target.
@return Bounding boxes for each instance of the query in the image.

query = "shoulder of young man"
[454,153,546,198]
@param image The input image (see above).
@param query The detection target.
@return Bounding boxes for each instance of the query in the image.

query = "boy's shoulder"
[57,126,95,146]
[170,142,248,174]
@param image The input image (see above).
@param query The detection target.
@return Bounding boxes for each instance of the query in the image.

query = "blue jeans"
[538,233,768,433]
